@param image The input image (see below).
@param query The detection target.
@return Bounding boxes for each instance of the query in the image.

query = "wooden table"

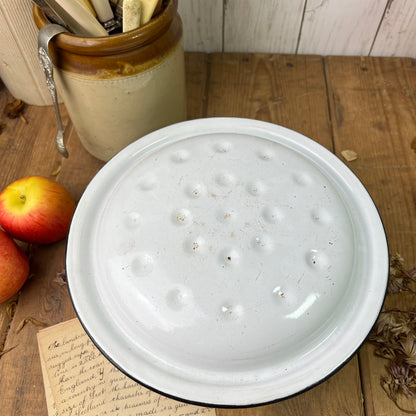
[0,53,415,416]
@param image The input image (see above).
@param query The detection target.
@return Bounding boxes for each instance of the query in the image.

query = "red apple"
[0,229,30,303]
[0,176,76,244]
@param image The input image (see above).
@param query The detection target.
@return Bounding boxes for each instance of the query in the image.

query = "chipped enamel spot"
[172,208,192,226]
[219,303,244,321]
[219,248,240,267]
[272,285,286,299]
[246,180,267,196]
[185,183,206,199]
[216,207,238,223]
[183,236,206,254]
[306,249,330,270]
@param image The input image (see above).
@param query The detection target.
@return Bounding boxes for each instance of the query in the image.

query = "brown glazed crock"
[33,0,182,77]
[33,0,187,161]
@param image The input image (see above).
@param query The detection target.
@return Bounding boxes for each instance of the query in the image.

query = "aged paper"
[37,319,215,416]
[39,346,59,416]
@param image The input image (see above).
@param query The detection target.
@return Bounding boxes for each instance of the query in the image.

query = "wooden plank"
[178,0,223,52]
[178,0,416,57]
[0,52,209,416]
[185,52,209,119]
[298,0,386,56]
[325,55,416,415]
[0,0,53,105]
[371,0,416,58]
[0,92,66,187]
[206,53,332,148]
[223,0,305,53]
[207,52,364,415]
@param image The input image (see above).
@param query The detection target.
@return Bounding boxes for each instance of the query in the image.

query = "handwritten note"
[37,319,216,416]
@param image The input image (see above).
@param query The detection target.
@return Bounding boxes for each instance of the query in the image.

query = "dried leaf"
[15,317,47,334]
[5,301,17,318]
[372,344,397,361]
[340,149,358,162]
[0,345,17,358]
[381,375,416,414]
[50,164,62,177]
[400,335,416,359]
[388,253,416,294]
[4,99,25,119]
[369,254,416,409]
[53,270,67,286]
[388,363,414,397]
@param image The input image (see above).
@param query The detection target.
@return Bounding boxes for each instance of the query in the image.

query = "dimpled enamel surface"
[67,118,388,407]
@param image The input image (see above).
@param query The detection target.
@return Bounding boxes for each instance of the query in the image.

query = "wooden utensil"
[43,0,108,36]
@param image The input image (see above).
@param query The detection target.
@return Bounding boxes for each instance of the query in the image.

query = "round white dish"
[66,118,389,407]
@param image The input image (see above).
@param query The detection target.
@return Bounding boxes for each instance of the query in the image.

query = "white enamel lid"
[66,118,388,407]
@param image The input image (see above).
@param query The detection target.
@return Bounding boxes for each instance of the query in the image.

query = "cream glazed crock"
[34,0,186,161]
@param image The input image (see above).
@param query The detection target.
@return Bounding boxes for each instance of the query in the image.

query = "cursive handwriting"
[38,319,215,416]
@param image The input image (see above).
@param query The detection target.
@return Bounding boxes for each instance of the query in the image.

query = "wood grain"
[206,53,332,148]
[223,0,305,54]
[0,94,66,188]
[178,0,223,52]
[298,0,386,56]
[371,0,416,58]
[325,55,416,415]
[184,52,209,120]
[0,0,53,105]
[177,0,416,58]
